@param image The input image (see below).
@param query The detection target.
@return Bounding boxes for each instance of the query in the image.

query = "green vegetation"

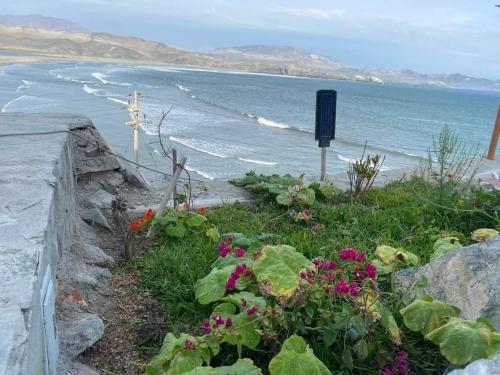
[131,173,500,374]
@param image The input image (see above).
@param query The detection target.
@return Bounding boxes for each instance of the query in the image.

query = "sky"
[2,0,500,78]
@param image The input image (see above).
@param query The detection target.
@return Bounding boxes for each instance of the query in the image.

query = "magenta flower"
[396,351,408,363]
[184,339,195,350]
[339,247,357,261]
[247,306,257,316]
[355,251,366,262]
[326,260,337,270]
[364,263,377,279]
[213,315,225,326]
[353,267,365,280]
[299,271,307,279]
[240,298,248,307]
[227,235,234,243]
[303,209,312,218]
[235,248,246,257]
[201,319,211,333]
[218,242,231,257]
[225,317,233,328]
[395,363,410,374]
[235,263,247,274]
[334,279,350,294]
[380,367,394,375]
[349,281,359,297]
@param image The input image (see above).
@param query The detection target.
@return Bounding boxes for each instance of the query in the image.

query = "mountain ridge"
[0,17,498,91]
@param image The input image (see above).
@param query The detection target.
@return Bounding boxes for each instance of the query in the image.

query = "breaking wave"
[184,164,216,180]
[175,84,190,92]
[169,136,228,158]
[238,157,277,166]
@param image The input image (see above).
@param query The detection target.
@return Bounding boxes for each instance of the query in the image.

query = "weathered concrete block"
[396,237,500,329]
[448,354,500,375]
[75,155,120,175]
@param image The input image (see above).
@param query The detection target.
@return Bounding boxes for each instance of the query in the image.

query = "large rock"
[84,189,115,209]
[75,155,121,175]
[58,313,104,358]
[448,354,500,374]
[80,207,111,230]
[396,237,500,329]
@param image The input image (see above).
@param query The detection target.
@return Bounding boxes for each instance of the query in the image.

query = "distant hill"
[0,18,498,91]
[0,14,87,32]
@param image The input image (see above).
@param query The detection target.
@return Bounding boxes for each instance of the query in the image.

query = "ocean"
[1,61,499,184]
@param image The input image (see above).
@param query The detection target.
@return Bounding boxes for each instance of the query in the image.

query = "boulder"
[75,155,120,175]
[84,189,115,209]
[396,237,500,329]
[58,313,104,358]
[117,158,149,188]
[80,207,111,230]
[76,243,114,267]
[448,354,500,375]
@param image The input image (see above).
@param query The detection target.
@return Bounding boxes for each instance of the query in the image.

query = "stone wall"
[0,114,86,375]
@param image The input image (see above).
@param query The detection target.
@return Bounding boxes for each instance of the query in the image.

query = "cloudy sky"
[3,0,500,78]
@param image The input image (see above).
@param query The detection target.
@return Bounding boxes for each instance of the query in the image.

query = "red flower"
[247,306,257,316]
[184,339,195,350]
[129,218,144,231]
[183,202,190,209]
[143,208,154,221]
[364,263,377,279]
[197,207,207,215]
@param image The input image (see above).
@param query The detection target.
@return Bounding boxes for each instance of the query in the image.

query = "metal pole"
[172,149,178,209]
[487,105,500,160]
[320,146,326,181]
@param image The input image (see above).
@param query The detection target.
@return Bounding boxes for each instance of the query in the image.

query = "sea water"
[1,61,499,183]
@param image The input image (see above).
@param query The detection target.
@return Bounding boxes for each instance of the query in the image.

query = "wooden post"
[172,149,178,209]
[146,156,187,237]
[487,105,500,160]
[320,147,327,181]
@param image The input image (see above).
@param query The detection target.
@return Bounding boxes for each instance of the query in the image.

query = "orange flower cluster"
[129,208,155,231]
[197,207,206,215]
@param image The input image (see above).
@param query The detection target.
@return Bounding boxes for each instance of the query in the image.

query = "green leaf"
[145,333,204,375]
[195,265,234,304]
[206,227,221,242]
[276,191,294,206]
[471,228,499,242]
[353,339,368,361]
[380,307,401,345]
[222,291,267,311]
[375,245,420,266]
[186,213,208,228]
[165,224,187,238]
[322,324,338,347]
[400,296,460,335]
[183,359,263,375]
[342,348,353,371]
[317,182,340,200]
[269,335,330,375]
[252,245,313,301]
[370,259,393,275]
[431,237,462,260]
[296,188,316,205]
[425,317,500,365]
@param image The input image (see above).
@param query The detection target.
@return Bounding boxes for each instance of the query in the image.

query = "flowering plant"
[148,209,219,241]
[146,239,409,374]
[129,208,155,231]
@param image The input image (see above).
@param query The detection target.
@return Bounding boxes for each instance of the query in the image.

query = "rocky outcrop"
[448,354,500,375]
[396,237,500,329]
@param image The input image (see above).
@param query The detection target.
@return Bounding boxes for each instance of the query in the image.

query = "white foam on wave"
[238,157,277,166]
[398,116,456,125]
[184,164,216,180]
[1,95,27,112]
[16,80,34,92]
[83,84,103,96]
[175,84,190,92]
[107,97,128,106]
[169,136,228,158]
[92,72,132,86]
[256,116,290,129]
[242,112,256,118]
[337,154,357,164]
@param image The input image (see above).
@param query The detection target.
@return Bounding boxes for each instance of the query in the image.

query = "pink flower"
[349,281,359,297]
[299,271,307,279]
[225,318,233,328]
[213,315,225,326]
[235,248,246,257]
[184,339,195,350]
[235,264,247,274]
[240,298,248,307]
[247,306,257,316]
[227,235,234,243]
[396,351,408,363]
[218,242,231,257]
[353,268,365,280]
[355,251,366,262]
[395,364,409,374]
[201,319,211,333]
[303,209,312,218]
[364,263,377,279]
[325,260,337,270]
[313,258,324,268]
[334,279,350,294]
[380,368,394,375]
[339,247,357,261]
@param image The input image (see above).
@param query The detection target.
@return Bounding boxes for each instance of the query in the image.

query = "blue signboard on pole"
[315,90,337,147]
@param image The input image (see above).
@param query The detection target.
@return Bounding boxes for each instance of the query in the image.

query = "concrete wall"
[0,114,86,374]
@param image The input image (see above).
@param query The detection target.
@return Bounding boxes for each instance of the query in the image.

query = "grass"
[132,177,497,335]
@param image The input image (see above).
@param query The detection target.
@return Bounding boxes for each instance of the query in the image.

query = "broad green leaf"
[296,188,316,205]
[431,237,462,260]
[165,224,187,238]
[205,227,220,242]
[212,302,237,317]
[355,288,381,319]
[223,232,261,250]
[222,291,267,311]
[186,213,208,228]
[375,245,419,266]
[145,333,204,375]
[353,339,368,361]
[195,265,234,304]
[322,324,338,347]
[183,359,263,375]
[400,296,460,335]
[230,311,261,349]
[370,259,393,275]
[380,307,401,345]
[276,191,294,206]
[471,228,499,242]
[252,245,313,300]
[269,335,330,375]
[425,317,500,365]
[317,182,340,200]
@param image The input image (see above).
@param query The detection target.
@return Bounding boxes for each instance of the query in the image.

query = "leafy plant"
[431,237,462,260]
[151,209,216,240]
[471,228,499,242]
[372,245,419,275]
[347,143,385,197]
